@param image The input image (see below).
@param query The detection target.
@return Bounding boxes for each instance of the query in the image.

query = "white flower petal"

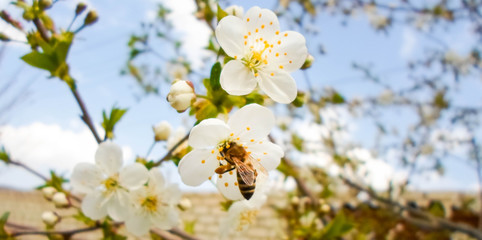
[148,168,165,188]
[81,190,107,220]
[125,213,151,236]
[227,104,275,141]
[216,170,244,201]
[119,163,148,190]
[268,31,308,72]
[178,149,218,186]
[243,7,280,41]
[71,163,104,194]
[95,141,123,176]
[220,60,257,95]
[246,141,284,171]
[153,206,179,230]
[216,16,246,58]
[164,184,182,205]
[107,190,130,221]
[188,118,230,148]
[258,69,297,103]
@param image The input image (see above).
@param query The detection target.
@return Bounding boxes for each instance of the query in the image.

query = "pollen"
[235,182,238,186]
[248,32,251,35]
[247,151,252,155]
[260,37,263,41]
[255,73,259,77]
[279,65,284,69]
[237,137,240,140]
[230,133,234,136]
[209,176,212,180]
[250,139,255,142]
[284,53,287,56]
[244,35,247,39]
[284,33,288,37]
[257,158,261,161]
[278,40,281,45]
[270,72,274,76]
[269,49,272,53]
[229,171,233,175]
[270,21,273,25]
[201,160,205,164]
[255,28,259,33]
[226,144,231,148]
[219,147,224,152]
[259,13,262,18]
[275,53,279,57]
[261,25,265,29]
[225,182,229,187]
[234,56,237,59]
[247,127,251,131]
[219,175,223,179]
[211,150,215,154]
[270,44,274,48]
[259,141,263,144]
[247,18,250,22]
[289,60,292,63]
[264,152,268,155]
[276,31,280,35]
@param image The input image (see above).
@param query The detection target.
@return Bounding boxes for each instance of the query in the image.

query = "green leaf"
[428,200,445,218]
[192,100,218,121]
[331,91,345,104]
[217,4,228,22]
[0,147,9,163]
[292,91,306,107]
[320,212,354,240]
[0,212,10,238]
[21,51,57,71]
[209,62,222,91]
[291,134,304,151]
[40,13,55,31]
[102,106,128,140]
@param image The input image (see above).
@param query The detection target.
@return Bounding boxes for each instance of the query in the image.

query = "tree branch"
[153,133,189,167]
[32,18,50,42]
[8,159,48,181]
[71,88,102,144]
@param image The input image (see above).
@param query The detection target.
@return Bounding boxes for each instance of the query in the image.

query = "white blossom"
[167,62,188,80]
[215,6,308,103]
[71,141,148,221]
[178,104,283,200]
[153,121,172,141]
[125,168,181,236]
[167,80,196,112]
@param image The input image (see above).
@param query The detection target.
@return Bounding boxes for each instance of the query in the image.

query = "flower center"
[242,42,270,75]
[141,195,158,212]
[237,209,259,231]
[103,175,119,193]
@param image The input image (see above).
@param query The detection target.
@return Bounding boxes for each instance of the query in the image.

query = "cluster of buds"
[41,187,70,208]
[167,80,196,112]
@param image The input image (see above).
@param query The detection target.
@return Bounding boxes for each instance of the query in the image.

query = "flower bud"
[39,0,53,10]
[52,192,69,207]
[321,204,331,213]
[0,33,10,42]
[178,198,192,210]
[301,54,314,69]
[75,2,87,16]
[41,211,60,226]
[225,5,244,18]
[153,121,172,141]
[83,10,98,26]
[42,186,57,200]
[167,80,195,112]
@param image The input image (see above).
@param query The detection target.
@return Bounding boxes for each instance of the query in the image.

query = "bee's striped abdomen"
[237,172,256,200]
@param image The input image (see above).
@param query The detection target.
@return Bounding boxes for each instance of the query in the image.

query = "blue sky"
[0,0,480,192]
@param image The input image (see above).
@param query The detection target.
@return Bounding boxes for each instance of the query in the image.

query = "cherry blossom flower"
[215,6,308,103]
[71,141,148,221]
[178,104,283,200]
[167,80,196,112]
[125,168,181,236]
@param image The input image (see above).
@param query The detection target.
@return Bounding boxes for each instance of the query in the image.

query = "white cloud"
[0,122,132,189]
[400,27,417,59]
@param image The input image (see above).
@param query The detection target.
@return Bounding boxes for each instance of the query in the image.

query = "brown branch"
[342,177,482,240]
[71,88,102,144]
[33,18,50,42]
[8,159,48,181]
[168,227,201,240]
[8,222,101,238]
[153,133,189,167]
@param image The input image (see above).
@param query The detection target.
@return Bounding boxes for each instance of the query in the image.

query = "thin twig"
[8,160,48,181]
[71,88,102,144]
[342,177,482,240]
[169,227,201,240]
[10,224,101,237]
[33,18,50,42]
[470,136,482,231]
[153,133,189,167]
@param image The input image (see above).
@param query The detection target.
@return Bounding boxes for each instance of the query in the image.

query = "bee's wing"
[248,155,268,176]
[233,157,256,186]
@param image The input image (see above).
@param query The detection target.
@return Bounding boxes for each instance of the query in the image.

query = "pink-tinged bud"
[41,211,60,226]
[167,80,196,112]
[153,121,172,141]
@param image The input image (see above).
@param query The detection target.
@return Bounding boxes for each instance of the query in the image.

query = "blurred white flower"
[167,80,196,112]
[167,62,188,80]
[215,6,308,103]
[178,197,192,210]
[41,186,57,200]
[378,89,394,105]
[71,141,148,221]
[153,121,172,141]
[225,5,244,18]
[125,168,181,236]
[52,192,69,208]
[166,127,188,156]
[41,211,60,226]
[178,104,283,200]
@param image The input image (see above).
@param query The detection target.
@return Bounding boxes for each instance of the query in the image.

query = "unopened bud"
[42,186,57,200]
[153,121,172,141]
[83,10,98,26]
[22,11,34,21]
[52,192,69,207]
[39,0,53,10]
[1,11,23,30]
[0,33,10,42]
[225,5,244,18]
[290,196,300,205]
[167,80,196,113]
[321,204,331,213]
[301,54,314,69]
[41,211,60,226]
[75,2,87,16]
[178,198,192,210]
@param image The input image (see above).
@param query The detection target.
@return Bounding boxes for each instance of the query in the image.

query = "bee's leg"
[215,164,234,174]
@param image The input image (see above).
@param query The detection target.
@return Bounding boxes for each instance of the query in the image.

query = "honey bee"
[215,142,267,200]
